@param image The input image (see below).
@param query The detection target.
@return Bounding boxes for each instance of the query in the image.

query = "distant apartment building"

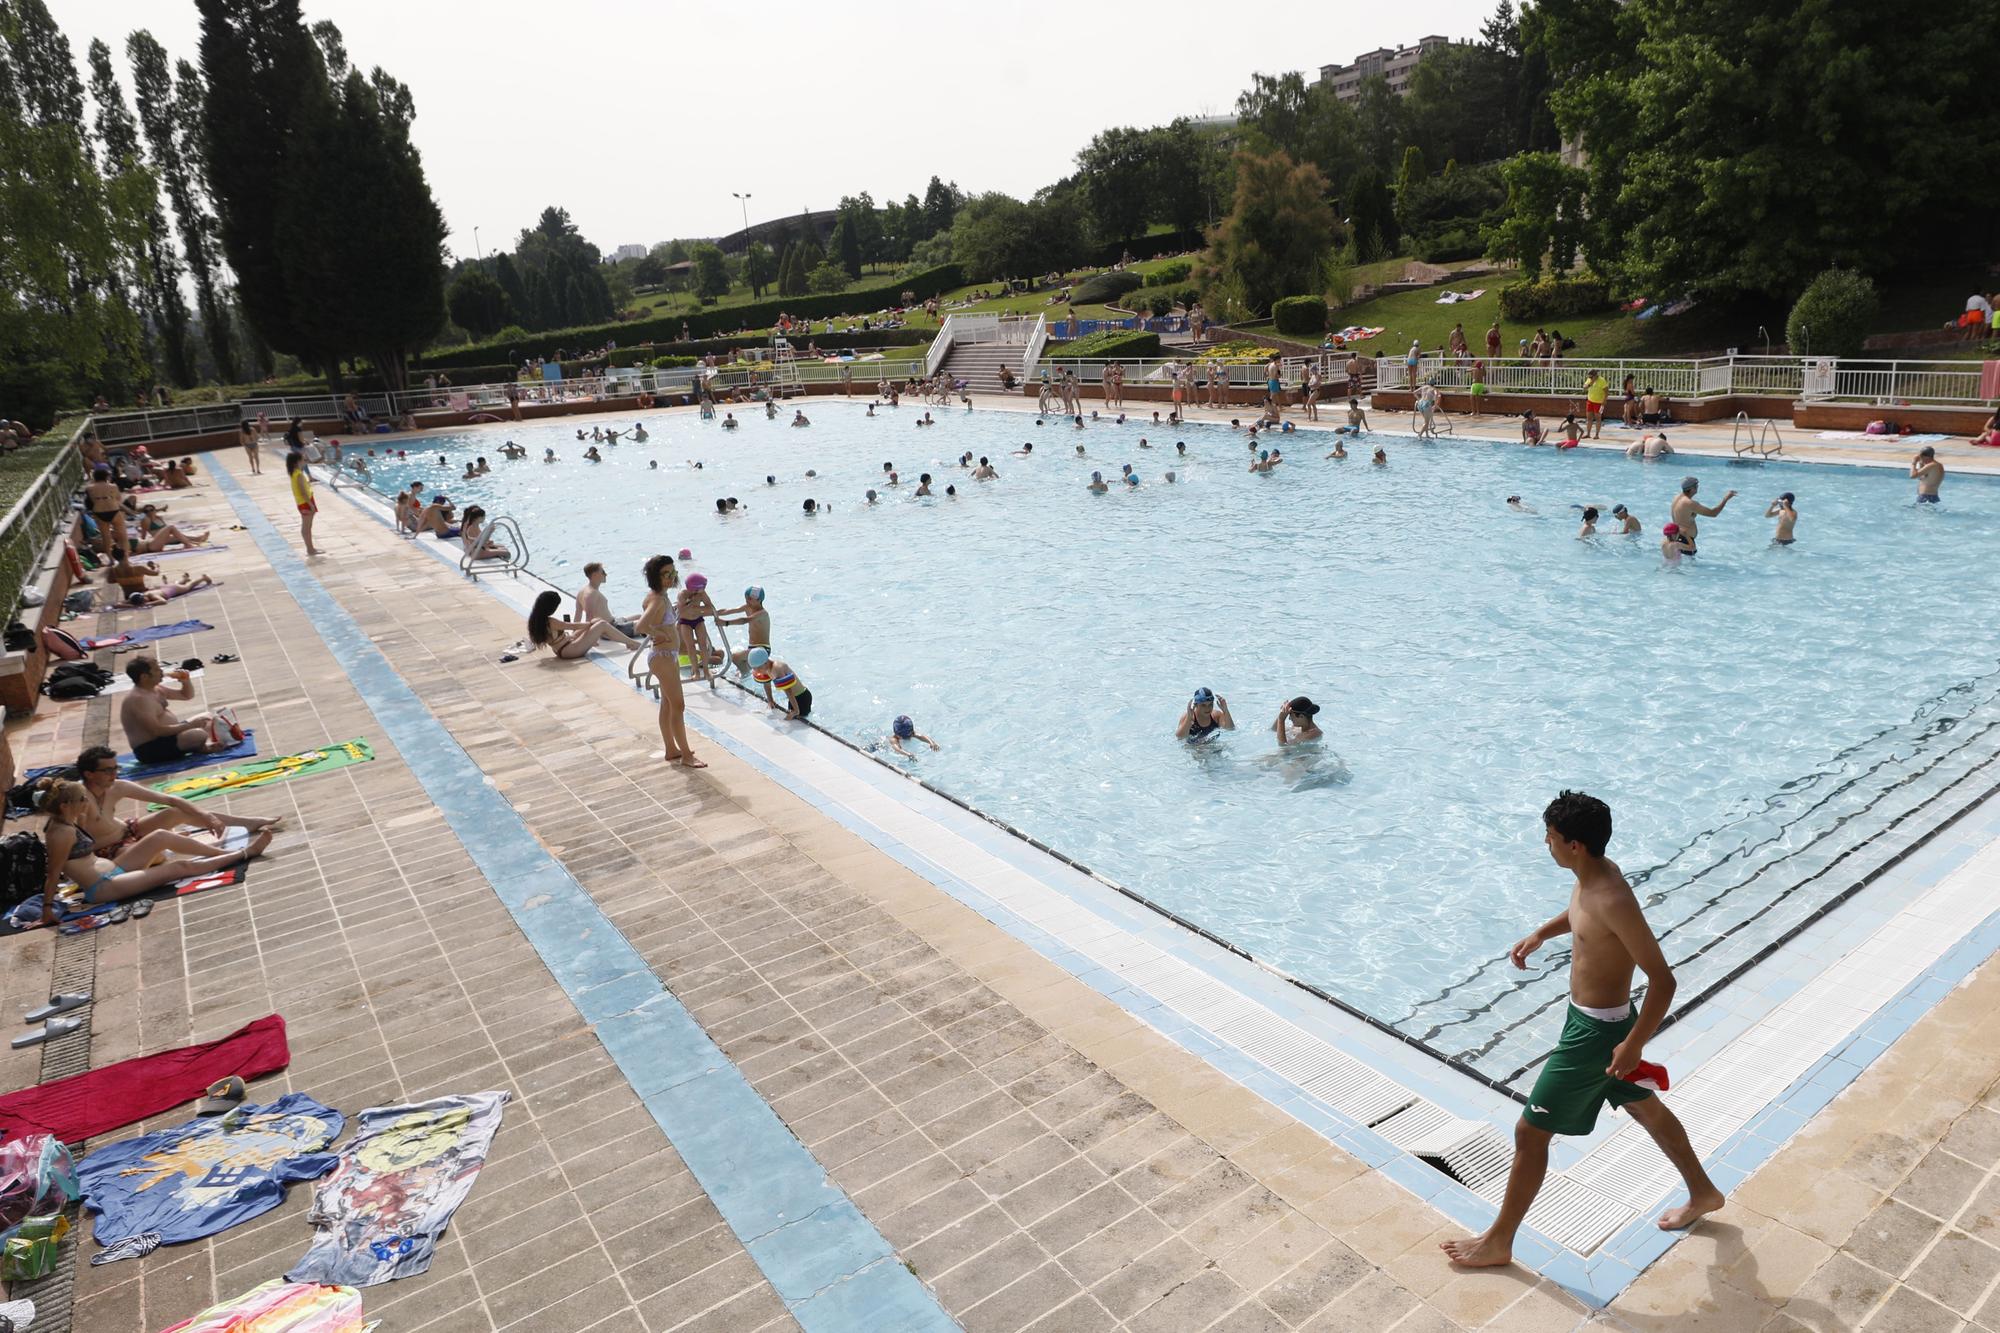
[612,243,648,262]
[1318,35,1454,102]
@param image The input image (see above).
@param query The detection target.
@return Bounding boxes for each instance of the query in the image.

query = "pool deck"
[3,424,1998,1333]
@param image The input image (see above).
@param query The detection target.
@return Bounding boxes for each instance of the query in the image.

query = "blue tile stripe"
[210,465,956,1332]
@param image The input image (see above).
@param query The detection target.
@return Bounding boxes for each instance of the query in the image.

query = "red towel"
[0,1015,289,1144]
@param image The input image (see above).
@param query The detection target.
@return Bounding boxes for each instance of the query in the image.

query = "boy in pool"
[1911,446,1944,502]
[1443,791,1723,1269]
[1272,697,1321,746]
[888,715,939,758]
[748,647,811,719]
[715,585,769,673]
[1766,493,1798,543]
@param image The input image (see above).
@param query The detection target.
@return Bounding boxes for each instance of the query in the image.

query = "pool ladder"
[1730,412,1785,460]
[459,514,530,580]
[627,620,734,696]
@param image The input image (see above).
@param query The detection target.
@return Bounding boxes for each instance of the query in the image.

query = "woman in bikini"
[525,591,643,661]
[636,554,705,768]
[36,779,271,926]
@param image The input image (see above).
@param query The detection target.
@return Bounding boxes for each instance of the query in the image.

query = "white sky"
[51,0,1493,259]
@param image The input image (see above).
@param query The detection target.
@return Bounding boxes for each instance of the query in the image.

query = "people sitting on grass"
[35,778,272,926]
[118,657,244,764]
[525,590,645,660]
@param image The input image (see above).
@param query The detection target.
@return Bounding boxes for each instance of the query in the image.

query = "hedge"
[1073,270,1144,304]
[415,265,962,370]
[1271,296,1328,336]
[1045,330,1162,360]
[1144,260,1193,287]
[1498,278,1612,321]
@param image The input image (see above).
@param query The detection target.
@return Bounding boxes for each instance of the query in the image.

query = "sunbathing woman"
[525,590,644,660]
[37,779,271,925]
[107,552,214,606]
[133,504,209,552]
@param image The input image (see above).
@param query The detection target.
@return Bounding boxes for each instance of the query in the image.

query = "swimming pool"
[353,406,2000,1082]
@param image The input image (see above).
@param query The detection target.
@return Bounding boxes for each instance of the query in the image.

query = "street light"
[731,192,752,244]
[473,226,482,263]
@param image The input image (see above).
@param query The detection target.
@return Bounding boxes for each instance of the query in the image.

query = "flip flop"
[129,897,154,919]
[22,993,90,1023]
[10,1015,84,1048]
[106,904,130,925]
[211,653,239,663]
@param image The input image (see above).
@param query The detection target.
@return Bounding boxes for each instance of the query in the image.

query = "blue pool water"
[353,407,2000,1078]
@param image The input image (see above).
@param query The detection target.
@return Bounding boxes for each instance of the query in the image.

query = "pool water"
[354,406,2000,1079]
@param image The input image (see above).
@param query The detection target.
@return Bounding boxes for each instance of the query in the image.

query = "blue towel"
[80,619,214,652]
[118,729,257,778]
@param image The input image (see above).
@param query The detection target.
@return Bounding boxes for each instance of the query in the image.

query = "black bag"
[0,831,48,911]
[3,622,32,652]
[48,662,112,685]
[43,675,103,700]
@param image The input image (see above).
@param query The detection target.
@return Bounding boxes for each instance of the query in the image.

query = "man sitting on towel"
[68,744,281,858]
[119,657,242,764]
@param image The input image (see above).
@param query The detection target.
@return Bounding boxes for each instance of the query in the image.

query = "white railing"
[1022,314,1048,383]
[1386,355,1992,407]
[924,316,960,378]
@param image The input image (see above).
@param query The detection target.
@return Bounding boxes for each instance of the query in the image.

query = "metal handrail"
[459,514,529,580]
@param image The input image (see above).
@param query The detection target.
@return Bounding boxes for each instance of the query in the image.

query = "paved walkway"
[0,435,1994,1332]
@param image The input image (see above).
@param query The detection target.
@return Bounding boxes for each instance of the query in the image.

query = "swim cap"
[747,647,770,669]
[1779,492,1794,504]
[1091,471,1102,482]
[1612,504,1627,515]
[893,715,915,738]
[1680,476,1699,494]
[744,586,764,601]
[1288,697,1320,717]
[1126,473,1140,484]
[686,573,707,590]
[1663,523,1680,535]
[1192,687,1214,705]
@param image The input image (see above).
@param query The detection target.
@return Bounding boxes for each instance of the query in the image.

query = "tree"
[1237,72,1365,201]
[807,261,847,294]
[1539,0,2000,300]
[690,243,728,299]
[633,253,665,286]
[0,0,148,420]
[1199,149,1338,316]
[831,214,861,279]
[1151,118,1220,238]
[921,176,962,238]
[1352,74,1406,174]
[447,267,511,338]
[1786,268,1878,358]
[1485,151,1586,279]
[501,204,613,331]
[1076,125,1153,245]
[1396,145,1428,203]
[130,32,233,381]
[947,191,1086,283]
[662,238,689,264]
[87,36,192,388]
[1344,165,1398,262]
[743,241,776,296]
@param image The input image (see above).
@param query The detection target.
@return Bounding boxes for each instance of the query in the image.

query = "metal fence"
[1368,354,1993,405]
[0,425,89,629]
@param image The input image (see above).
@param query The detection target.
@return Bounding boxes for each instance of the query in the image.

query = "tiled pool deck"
[2,410,1997,1331]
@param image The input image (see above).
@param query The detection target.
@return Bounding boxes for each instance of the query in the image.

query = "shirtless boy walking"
[1442,791,1724,1268]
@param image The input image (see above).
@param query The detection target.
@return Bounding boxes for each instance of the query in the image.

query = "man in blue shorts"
[1442,791,1724,1268]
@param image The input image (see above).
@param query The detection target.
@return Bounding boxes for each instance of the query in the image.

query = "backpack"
[48,661,112,685]
[43,674,103,700]
[41,627,83,660]
[0,832,48,912]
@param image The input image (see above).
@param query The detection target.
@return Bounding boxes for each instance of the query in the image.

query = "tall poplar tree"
[86,37,191,387]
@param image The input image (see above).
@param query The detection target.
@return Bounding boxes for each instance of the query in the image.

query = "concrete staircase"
[937,342,1026,394]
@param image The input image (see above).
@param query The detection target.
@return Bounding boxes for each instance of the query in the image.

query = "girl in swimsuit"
[637,555,704,768]
[674,574,719,681]
[36,779,271,926]
[525,591,643,661]
[1176,688,1233,741]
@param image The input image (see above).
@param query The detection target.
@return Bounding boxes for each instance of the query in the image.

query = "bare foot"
[1440,1234,1513,1268]
[1656,1191,1724,1230]
[240,816,284,832]
[678,754,709,769]
[241,829,275,859]
[662,748,684,763]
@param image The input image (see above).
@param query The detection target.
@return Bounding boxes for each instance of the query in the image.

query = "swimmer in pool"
[888,715,939,758]
[1075,444,1086,456]
[1139,437,1151,449]
[886,471,899,487]
[544,448,558,462]
[766,475,777,486]
[1013,442,1034,457]
[1178,688,1233,741]
[972,457,998,480]
[1087,471,1108,494]
[1612,504,1641,533]
[1766,493,1798,543]
[916,473,933,496]
[721,413,738,429]
[1661,522,1694,562]
[1911,446,1944,502]
[1670,476,1735,553]
[1506,495,1537,514]
[791,410,810,427]
[1578,506,1599,538]
[1273,697,1322,746]
[1326,438,1348,459]
[1372,447,1388,465]
[584,446,602,461]
[1124,473,1141,488]
[1164,470,1177,483]
[632,424,648,441]
[1176,442,1187,456]
[1625,432,1674,460]
[865,489,879,504]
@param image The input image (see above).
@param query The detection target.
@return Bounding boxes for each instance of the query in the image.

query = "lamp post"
[473,226,482,263]
[731,192,752,246]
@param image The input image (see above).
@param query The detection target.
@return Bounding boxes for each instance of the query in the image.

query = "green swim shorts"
[1521,1004,1654,1137]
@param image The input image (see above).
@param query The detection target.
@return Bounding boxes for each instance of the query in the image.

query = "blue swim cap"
[1192,687,1214,704]
[893,715,915,738]
[747,647,770,669]
[744,585,764,602]
[1126,473,1140,484]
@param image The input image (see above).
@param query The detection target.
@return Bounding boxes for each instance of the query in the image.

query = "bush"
[417,266,964,371]
[1142,293,1171,317]
[1271,295,1329,336]
[1072,270,1144,304]
[1786,267,1879,358]
[1412,223,1488,264]
[1498,278,1612,322]
[648,355,699,368]
[1145,260,1193,287]
[1046,329,1162,360]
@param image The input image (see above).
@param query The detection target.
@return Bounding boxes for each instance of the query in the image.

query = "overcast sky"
[51,0,1494,259]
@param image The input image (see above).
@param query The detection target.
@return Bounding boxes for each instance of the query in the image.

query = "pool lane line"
[211,462,958,1332]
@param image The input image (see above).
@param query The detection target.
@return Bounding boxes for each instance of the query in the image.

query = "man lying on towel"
[119,656,245,765]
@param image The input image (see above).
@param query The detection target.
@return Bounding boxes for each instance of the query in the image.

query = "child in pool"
[675,574,720,679]
[748,647,812,719]
[888,715,939,758]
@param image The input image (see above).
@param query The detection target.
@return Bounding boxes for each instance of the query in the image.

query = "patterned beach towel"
[150,740,374,805]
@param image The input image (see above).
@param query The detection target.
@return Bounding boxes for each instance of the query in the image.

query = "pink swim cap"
[686,573,707,590]
[1662,523,1680,535]
[678,548,693,560]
